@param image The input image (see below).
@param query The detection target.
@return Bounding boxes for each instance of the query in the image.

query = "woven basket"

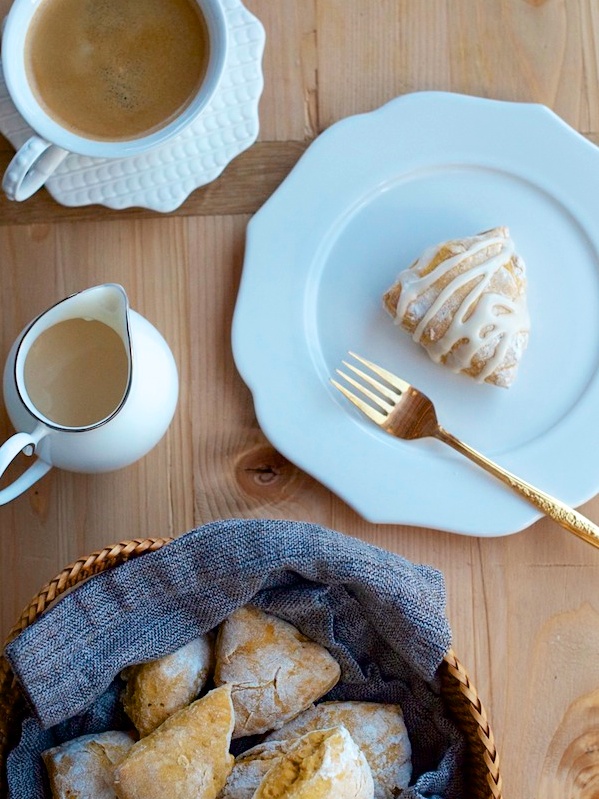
[0,537,503,799]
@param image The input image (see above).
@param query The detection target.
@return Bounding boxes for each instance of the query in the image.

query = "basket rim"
[0,535,503,799]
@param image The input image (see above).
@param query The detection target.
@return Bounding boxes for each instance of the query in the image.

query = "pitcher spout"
[69,284,131,348]
[25,283,132,346]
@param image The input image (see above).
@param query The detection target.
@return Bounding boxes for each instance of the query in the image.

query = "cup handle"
[2,136,69,201]
[0,428,51,505]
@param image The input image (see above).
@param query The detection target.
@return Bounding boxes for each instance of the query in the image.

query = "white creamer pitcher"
[0,284,179,504]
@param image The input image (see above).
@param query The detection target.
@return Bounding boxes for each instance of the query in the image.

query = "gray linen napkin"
[4,519,465,799]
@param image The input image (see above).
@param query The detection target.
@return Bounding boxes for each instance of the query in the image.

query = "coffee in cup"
[25,0,210,141]
[1,0,228,201]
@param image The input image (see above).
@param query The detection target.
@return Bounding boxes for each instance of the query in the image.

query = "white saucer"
[0,0,265,212]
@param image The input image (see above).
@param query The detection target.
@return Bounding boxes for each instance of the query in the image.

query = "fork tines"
[330,352,409,423]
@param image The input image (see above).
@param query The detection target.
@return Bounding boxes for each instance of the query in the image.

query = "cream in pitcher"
[0,284,179,504]
[23,318,130,428]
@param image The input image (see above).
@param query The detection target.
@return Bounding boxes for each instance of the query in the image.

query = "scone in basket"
[0,521,502,799]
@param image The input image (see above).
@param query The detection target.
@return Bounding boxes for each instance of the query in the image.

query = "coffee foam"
[25,0,209,140]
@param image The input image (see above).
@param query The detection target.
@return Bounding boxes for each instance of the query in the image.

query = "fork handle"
[435,426,599,549]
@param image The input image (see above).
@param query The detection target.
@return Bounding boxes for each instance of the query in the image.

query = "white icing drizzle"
[394,231,530,383]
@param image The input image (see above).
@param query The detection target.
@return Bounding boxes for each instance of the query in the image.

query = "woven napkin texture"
[4,519,465,799]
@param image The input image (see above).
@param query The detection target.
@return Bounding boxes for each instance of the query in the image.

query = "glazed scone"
[217,741,294,799]
[42,730,135,799]
[214,605,341,737]
[121,634,213,736]
[253,726,374,799]
[263,701,411,799]
[114,684,234,799]
[383,227,530,387]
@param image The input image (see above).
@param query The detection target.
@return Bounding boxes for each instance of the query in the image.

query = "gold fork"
[331,352,599,550]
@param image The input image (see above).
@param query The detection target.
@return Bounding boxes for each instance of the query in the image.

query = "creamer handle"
[0,428,51,505]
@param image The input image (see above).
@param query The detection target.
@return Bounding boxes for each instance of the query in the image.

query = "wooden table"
[1,2,599,796]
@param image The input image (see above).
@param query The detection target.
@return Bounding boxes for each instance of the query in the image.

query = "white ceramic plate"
[232,92,599,536]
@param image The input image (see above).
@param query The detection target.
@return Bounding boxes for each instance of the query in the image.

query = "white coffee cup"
[1,0,229,201]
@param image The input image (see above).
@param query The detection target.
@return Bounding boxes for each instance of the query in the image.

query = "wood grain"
[0,140,309,225]
[1,2,599,798]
